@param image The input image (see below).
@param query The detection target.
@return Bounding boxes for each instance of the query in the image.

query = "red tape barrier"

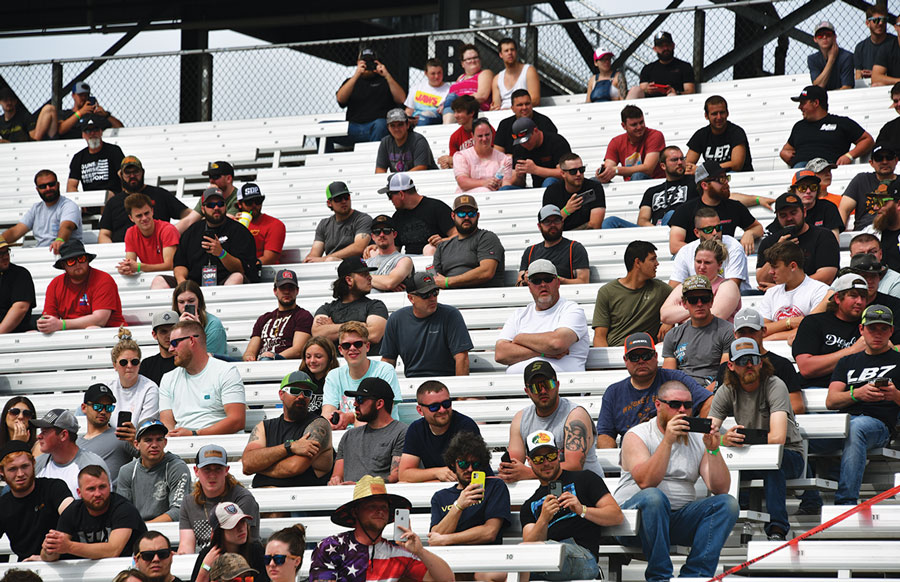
[706,482,900,581]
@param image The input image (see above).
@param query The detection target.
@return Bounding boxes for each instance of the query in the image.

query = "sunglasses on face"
[203,200,225,208]
[263,554,298,566]
[339,340,365,351]
[118,358,140,367]
[421,399,452,412]
[698,224,723,234]
[530,450,559,464]
[456,459,484,470]
[626,351,655,363]
[169,335,199,348]
[873,154,897,162]
[733,354,761,367]
[794,183,818,193]
[138,549,172,561]
[527,378,559,395]
[36,181,58,190]
[241,199,263,207]
[414,289,440,300]
[89,403,115,413]
[528,275,556,285]
[372,227,394,236]
[282,386,313,398]
[455,210,478,219]
[65,255,88,267]
[868,16,887,23]
[715,175,731,184]
[354,395,378,406]
[330,194,350,203]
[684,294,713,305]
[658,398,693,410]
[563,166,586,176]
[7,407,34,419]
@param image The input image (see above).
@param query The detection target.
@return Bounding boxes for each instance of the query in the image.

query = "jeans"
[443,92,459,111]
[630,171,651,181]
[541,177,562,188]
[258,353,286,361]
[347,118,388,143]
[741,448,805,534]
[498,184,520,191]
[659,209,675,226]
[617,489,739,582]
[792,161,809,169]
[602,215,638,229]
[529,538,599,581]
[808,414,890,505]
[414,114,442,126]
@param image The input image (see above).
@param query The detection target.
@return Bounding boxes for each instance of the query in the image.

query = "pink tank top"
[449,70,491,111]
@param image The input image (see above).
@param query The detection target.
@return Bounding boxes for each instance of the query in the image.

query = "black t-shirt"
[0,262,36,333]
[519,470,612,560]
[874,38,900,79]
[338,75,398,124]
[56,493,147,559]
[669,197,756,244]
[542,179,606,229]
[881,228,900,273]
[495,111,558,153]
[639,176,699,225]
[766,200,843,235]
[876,117,900,157]
[0,477,71,560]
[392,196,454,254]
[402,412,484,470]
[519,238,590,280]
[173,218,259,285]
[99,185,188,242]
[793,312,861,388]
[686,122,753,172]
[68,142,125,192]
[252,415,332,488]
[786,114,866,164]
[756,225,839,276]
[139,353,176,387]
[0,108,33,142]
[715,350,801,393]
[639,58,696,93]
[831,348,900,431]
[511,132,572,188]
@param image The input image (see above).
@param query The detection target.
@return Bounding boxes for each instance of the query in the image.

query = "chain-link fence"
[0,0,876,127]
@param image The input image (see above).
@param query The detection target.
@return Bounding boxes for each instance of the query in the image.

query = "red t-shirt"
[604,128,666,180]
[248,214,286,260]
[449,127,475,156]
[124,219,180,264]
[43,268,125,327]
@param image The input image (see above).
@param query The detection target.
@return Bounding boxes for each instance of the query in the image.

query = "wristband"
[580,505,587,519]
[786,317,792,330]
[217,249,227,259]
[61,319,66,331]
[192,429,198,436]
[844,153,854,161]
[755,197,760,206]
[706,447,720,455]
[54,237,64,243]
[850,386,857,402]
[202,563,211,572]
[444,277,450,289]
[540,353,545,358]
[137,262,141,274]
[452,502,462,512]
[74,112,81,121]
[561,208,570,217]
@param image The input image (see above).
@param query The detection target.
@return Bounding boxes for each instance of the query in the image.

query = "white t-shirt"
[759,275,829,321]
[158,358,246,430]
[35,449,110,497]
[497,297,590,375]
[670,235,749,291]
[20,196,83,247]
[322,360,402,421]
[403,79,451,120]
[107,374,160,426]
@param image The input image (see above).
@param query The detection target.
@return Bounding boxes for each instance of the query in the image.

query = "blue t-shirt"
[595,368,712,441]
[808,48,854,90]
[380,304,473,377]
[402,411,483,469]
[322,360,402,421]
[430,478,511,544]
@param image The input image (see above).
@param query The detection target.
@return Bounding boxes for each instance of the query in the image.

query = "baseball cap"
[730,338,761,361]
[527,259,558,278]
[791,85,828,107]
[774,192,804,212]
[202,161,235,177]
[525,430,557,456]
[84,383,116,404]
[326,181,351,200]
[733,308,764,331]
[152,310,178,330]
[814,20,835,34]
[30,409,79,434]
[511,117,537,146]
[624,332,655,354]
[344,377,394,403]
[654,31,674,46]
[792,169,821,185]
[201,187,225,203]
[280,371,318,391]
[386,108,408,123]
[453,195,478,211]
[0,240,19,253]
[212,502,253,531]
[873,144,898,159]
[237,183,264,202]
[862,304,894,326]
[406,271,438,296]
[209,554,256,582]
[72,81,91,95]
[360,47,377,60]
[274,269,299,288]
[831,273,868,293]
[682,274,712,293]
[537,204,562,222]
[850,253,887,274]
[120,156,143,171]
[593,47,613,60]
[78,114,107,132]
[378,173,415,194]
[694,160,726,184]
[523,359,557,384]
[195,444,228,468]
[135,419,168,440]
[372,214,395,230]
[337,257,376,279]
[805,158,837,173]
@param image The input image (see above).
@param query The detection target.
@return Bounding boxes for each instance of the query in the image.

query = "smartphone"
[393,508,410,543]
[203,228,216,240]
[779,225,799,239]
[500,450,511,464]
[87,95,97,106]
[117,411,132,428]
[185,304,196,316]
[330,411,341,425]
[577,189,597,205]
[549,481,563,498]
[685,416,712,434]
[470,471,486,488]
[364,54,376,71]
[736,427,768,445]
[873,377,891,388]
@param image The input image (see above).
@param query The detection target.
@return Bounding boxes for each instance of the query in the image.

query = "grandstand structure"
[3,9,900,581]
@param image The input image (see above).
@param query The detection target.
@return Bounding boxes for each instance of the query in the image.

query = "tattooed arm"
[561,407,593,472]
[240,418,334,478]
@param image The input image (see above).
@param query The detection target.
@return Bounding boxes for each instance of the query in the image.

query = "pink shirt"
[449,70,491,111]
[452,148,512,192]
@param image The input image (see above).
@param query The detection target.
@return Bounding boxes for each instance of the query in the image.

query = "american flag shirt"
[308,531,428,582]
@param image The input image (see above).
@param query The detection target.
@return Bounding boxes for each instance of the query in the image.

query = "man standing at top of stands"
[312,258,389,354]
[542,153,607,230]
[491,37,541,110]
[366,214,414,292]
[382,172,456,255]
[872,20,900,86]
[139,311,178,386]
[0,240,35,334]
[67,115,124,194]
[159,320,247,437]
[808,21,854,90]
[592,240,671,347]
[31,409,110,497]
[115,192,180,290]
[874,178,900,272]
[685,96,754,172]
[380,272,473,378]
[839,144,898,230]
[500,360,604,482]
[3,169,82,253]
[399,381,483,483]
[517,205,590,285]
[375,109,437,173]
[668,209,749,291]
[304,181,373,263]
[855,4,895,81]
[631,31,696,98]
[493,89,558,154]
[596,105,665,182]
[38,239,125,332]
[99,156,196,243]
[614,380,738,582]
[638,146,698,227]
[780,85,874,167]
[597,332,712,448]
[196,162,240,216]
[876,83,900,153]
[241,370,334,488]
[850,233,900,296]
[77,383,136,487]
[496,259,590,374]
[242,269,312,361]
[509,117,571,188]
[431,195,505,288]
[336,47,406,145]
[174,187,258,286]
[235,183,285,266]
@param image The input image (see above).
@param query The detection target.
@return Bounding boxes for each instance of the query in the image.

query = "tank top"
[520,397,604,477]
[251,414,332,487]
[449,70,491,111]
[710,276,741,322]
[589,74,620,102]
[495,64,532,109]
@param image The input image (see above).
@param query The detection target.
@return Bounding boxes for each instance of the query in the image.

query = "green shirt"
[591,278,670,347]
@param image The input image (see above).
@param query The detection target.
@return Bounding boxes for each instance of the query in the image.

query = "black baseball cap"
[524,359,557,384]
[344,377,394,403]
[791,85,828,107]
[774,192,804,212]
[202,161,235,177]
[337,257,376,279]
[84,383,116,404]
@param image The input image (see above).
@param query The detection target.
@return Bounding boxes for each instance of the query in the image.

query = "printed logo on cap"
[211,163,220,170]
[161,313,172,321]
[243,185,260,196]
[422,275,433,284]
[204,449,224,459]
[733,340,755,352]
[224,503,238,514]
[530,362,543,373]
[530,431,552,445]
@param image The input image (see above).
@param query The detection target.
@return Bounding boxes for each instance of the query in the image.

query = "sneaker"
[795,505,822,516]
[766,531,787,541]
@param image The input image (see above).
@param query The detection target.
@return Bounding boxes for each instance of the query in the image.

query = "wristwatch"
[284,439,296,453]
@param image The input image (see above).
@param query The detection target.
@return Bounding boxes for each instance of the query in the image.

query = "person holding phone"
[335,48,406,146]
[541,153,607,230]
[108,328,159,429]
[710,338,805,541]
[77,383,136,487]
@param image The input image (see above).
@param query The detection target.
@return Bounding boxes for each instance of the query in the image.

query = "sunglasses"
[65,255,88,267]
[282,386,313,398]
[455,210,478,218]
[118,358,140,367]
[7,407,34,419]
[528,275,556,285]
[203,200,225,208]
[814,31,835,38]
[873,154,897,162]
[733,354,761,367]
[563,166,586,176]
[414,289,440,299]
[794,183,818,193]
[263,554,298,566]
[138,549,172,561]
[339,340,365,351]
[626,351,655,363]
[241,199,263,207]
[330,194,350,203]
[169,335,199,348]
[684,294,713,305]
[456,459,484,470]
[868,16,887,23]
[354,395,379,405]
[530,450,559,464]
[89,403,115,413]
[714,175,731,184]
[658,398,693,410]
[527,378,558,394]
[698,224,723,234]
[36,181,58,190]
[372,227,394,236]
[421,399,452,412]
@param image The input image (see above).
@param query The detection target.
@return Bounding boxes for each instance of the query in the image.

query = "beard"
[277,296,297,309]
[874,207,900,231]
[541,227,562,243]
[124,176,145,193]
[457,221,477,236]
[87,137,102,150]
[356,407,378,423]
[40,188,61,204]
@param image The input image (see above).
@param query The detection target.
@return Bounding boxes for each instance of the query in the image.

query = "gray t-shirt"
[115,452,192,521]
[432,229,506,287]
[855,35,897,71]
[518,238,590,281]
[179,484,260,552]
[367,251,407,275]
[34,449,110,498]
[76,428,136,487]
[379,304,473,377]
[20,196,83,247]
[375,132,437,172]
[314,210,373,256]
[520,397,604,478]
[842,172,893,231]
[315,296,389,355]
[337,419,407,482]
[662,317,734,385]
[710,376,803,454]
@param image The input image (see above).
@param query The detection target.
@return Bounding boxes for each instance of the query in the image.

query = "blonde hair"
[695,238,728,266]
[338,321,369,342]
[111,327,142,363]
